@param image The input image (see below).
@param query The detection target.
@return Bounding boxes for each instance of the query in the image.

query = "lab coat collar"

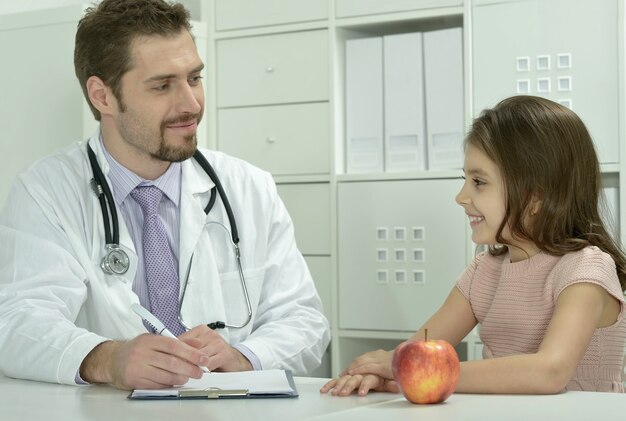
[87,130,215,198]
[181,150,215,196]
[99,136,182,209]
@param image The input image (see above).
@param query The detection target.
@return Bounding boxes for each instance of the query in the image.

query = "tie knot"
[131,185,163,216]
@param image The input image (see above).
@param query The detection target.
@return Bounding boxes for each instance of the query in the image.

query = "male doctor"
[0,0,329,390]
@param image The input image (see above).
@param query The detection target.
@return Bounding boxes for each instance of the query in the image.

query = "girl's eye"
[460,176,485,187]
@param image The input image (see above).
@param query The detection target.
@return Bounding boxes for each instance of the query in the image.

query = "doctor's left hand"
[178,325,253,372]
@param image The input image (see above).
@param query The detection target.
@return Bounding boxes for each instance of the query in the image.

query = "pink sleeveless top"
[456,246,625,392]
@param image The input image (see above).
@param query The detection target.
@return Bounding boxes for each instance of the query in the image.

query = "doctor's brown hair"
[74,0,192,121]
[466,95,626,291]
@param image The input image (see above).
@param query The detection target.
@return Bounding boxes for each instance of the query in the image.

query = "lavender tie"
[131,185,185,336]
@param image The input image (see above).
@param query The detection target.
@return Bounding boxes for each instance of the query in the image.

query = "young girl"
[321,95,626,396]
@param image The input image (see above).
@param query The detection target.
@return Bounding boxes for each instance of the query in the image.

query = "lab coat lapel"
[178,155,229,339]
[179,158,214,285]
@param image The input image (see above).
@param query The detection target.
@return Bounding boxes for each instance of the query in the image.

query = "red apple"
[392,336,460,404]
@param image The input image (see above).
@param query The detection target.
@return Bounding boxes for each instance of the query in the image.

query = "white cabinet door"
[218,103,330,176]
[472,0,619,164]
[338,179,466,331]
[217,30,329,107]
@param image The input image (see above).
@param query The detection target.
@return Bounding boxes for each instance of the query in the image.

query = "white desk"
[0,374,624,420]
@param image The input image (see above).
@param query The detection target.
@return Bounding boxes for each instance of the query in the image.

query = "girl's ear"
[529,195,542,216]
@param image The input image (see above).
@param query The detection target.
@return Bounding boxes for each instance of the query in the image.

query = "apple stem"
[425,328,428,341]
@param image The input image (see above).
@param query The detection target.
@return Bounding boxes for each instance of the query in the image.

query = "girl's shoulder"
[551,246,621,299]
[555,246,616,276]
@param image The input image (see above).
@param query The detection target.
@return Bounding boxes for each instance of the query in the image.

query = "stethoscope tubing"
[87,145,120,245]
[192,150,240,244]
[87,143,251,329]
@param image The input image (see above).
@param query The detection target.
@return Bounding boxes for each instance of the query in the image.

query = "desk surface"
[1,374,624,421]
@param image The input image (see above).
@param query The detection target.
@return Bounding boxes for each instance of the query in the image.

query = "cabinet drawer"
[277,183,330,255]
[217,30,329,107]
[218,103,330,176]
[336,0,462,18]
[214,0,329,31]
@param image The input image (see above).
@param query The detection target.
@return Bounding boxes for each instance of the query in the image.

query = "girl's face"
[455,144,538,262]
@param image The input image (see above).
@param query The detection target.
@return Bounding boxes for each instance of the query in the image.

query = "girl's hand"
[320,374,400,396]
[342,349,394,379]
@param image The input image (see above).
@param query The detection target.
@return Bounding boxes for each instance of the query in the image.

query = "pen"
[131,303,211,373]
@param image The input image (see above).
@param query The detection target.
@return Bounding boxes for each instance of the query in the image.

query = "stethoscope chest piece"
[101,244,130,275]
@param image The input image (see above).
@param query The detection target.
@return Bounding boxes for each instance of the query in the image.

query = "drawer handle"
[265,66,274,73]
[266,136,276,143]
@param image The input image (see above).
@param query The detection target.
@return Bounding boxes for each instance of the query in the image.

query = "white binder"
[345,37,384,173]
[424,27,464,170]
[384,32,427,172]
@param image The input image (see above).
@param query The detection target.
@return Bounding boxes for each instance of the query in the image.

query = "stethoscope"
[87,144,253,329]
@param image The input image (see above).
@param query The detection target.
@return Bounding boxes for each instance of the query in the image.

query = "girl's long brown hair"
[467,96,626,291]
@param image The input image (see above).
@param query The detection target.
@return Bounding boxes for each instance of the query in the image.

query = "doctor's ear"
[86,76,117,117]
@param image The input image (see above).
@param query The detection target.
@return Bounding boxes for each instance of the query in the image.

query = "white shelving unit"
[205,0,626,378]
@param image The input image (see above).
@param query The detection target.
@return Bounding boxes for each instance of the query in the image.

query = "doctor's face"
[113,30,204,163]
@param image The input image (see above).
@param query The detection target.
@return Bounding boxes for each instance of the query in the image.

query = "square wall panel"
[338,179,466,331]
[472,0,619,164]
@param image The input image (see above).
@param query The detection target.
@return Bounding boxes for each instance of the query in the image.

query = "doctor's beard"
[152,113,203,162]
[116,106,203,164]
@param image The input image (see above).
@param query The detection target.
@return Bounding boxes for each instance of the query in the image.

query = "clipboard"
[128,369,298,400]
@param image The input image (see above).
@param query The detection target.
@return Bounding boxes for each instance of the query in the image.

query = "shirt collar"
[99,136,182,207]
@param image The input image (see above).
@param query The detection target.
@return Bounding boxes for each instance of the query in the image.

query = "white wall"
[0,0,203,19]
[0,0,84,15]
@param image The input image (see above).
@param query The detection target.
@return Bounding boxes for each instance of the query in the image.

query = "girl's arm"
[320,286,478,395]
[322,281,615,396]
[348,286,478,377]
[456,282,613,394]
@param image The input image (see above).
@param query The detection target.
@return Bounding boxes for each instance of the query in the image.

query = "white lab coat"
[0,131,330,385]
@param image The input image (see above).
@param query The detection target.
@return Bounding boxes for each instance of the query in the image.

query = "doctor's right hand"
[79,335,209,390]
